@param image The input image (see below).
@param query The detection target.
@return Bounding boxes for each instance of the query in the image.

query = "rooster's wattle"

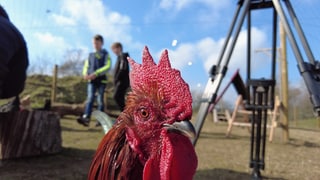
[88,47,198,180]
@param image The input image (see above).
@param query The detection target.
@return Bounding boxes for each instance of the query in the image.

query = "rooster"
[88,47,198,180]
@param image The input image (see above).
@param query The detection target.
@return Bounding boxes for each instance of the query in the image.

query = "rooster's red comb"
[128,46,192,121]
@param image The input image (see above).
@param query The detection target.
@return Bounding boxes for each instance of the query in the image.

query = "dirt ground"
[1,115,320,180]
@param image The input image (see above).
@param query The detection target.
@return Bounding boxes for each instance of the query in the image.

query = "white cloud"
[159,0,230,11]
[160,0,192,11]
[161,27,268,73]
[33,32,72,62]
[162,27,269,105]
[163,43,197,69]
[34,32,68,46]
[51,14,76,26]
[51,0,141,49]
[156,0,231,27]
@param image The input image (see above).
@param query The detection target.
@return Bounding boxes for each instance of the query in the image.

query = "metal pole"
[272,0,305,67]
[247,9,251,103]
[280,22,289,142]
[216,1,244,67]
[261,86,269,169]
[271,9,277,106]
[250,87,257,170]
[192,74,223,145]
[192,0,251,146]
[223,0,251,67]
[284,0,315,64]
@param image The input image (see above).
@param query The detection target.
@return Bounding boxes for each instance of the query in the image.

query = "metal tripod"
[192,0,320,179]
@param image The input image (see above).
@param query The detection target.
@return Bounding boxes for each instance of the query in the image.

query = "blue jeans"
[84,83,106,118]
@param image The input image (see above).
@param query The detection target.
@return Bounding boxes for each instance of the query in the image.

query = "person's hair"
[0,5,9,20]
[93,34,104,44]
[111,42,123,50]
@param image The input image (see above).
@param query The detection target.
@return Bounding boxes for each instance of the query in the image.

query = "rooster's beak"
[163,121,196,138]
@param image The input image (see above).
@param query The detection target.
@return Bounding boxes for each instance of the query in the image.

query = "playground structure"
[208,69,281,141]
[193,0,320,179]
[225,95,281,142]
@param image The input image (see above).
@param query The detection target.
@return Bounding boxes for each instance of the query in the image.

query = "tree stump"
[0,110,62,159]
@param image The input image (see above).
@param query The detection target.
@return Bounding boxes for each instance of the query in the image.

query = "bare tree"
[59,49,85,77]
[288,80,314,120]
[27,55,53,75]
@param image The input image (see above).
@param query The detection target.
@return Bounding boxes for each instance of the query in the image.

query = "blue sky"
[2,0,320,99]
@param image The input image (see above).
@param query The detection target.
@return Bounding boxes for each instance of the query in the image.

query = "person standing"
[111,42,130,111]
[0,5,28,100]
[77,35,111,126]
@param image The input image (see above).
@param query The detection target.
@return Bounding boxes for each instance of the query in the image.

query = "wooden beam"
[51,64,58,103]
[280,21,289,142]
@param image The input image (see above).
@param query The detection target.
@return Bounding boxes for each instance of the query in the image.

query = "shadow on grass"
[288,138,320,148]
[0,147,95,180]
[289,126,320,132]
[195,168,286,180]
[0,147,95,166]
[199,131,250,140]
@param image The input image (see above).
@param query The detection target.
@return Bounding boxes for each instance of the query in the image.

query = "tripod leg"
[252,91,263,180]
[192,0,251,146]
[273,0,320,114]
[216,1,244,66]
[284,0,315,63]
[250,88,257,169]
[192,74,224,145]
[272,0,305,66]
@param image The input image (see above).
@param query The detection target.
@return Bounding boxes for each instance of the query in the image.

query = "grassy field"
[0,115,320,180]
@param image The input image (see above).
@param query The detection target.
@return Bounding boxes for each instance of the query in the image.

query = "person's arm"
[119,53,129,71]
[0,65,8,98]
[0,48,9,96]
[94,54,111,77]
[0,20,14,98]
[82,59,89,76]
[116,53,129,79]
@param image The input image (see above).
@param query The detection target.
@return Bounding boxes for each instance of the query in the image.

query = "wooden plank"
[269,96,280,142]
[50,103,84,117]
[213,109,218,123]
[238,109,279,116]
[226,95,243,137]
[231,122,273,128]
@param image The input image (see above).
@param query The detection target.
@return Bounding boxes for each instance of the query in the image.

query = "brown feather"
[88,116,143,180]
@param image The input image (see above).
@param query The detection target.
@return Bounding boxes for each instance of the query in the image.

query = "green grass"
[0,74,119,110]
[290,118,320,129]
[1,115,320,179]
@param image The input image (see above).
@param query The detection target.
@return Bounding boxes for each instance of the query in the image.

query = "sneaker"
[95,122,101,127]
[77,117,90,127]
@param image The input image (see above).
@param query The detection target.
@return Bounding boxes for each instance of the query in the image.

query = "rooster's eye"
[140,108,149,118]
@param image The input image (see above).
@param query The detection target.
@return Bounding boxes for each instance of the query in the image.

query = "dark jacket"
[0,7,29,99]
[114,52,129,86]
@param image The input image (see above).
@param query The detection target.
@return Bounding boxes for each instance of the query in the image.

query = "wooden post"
[293,106,297,127]
[51,65,58,103]
[280,22,289,142]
